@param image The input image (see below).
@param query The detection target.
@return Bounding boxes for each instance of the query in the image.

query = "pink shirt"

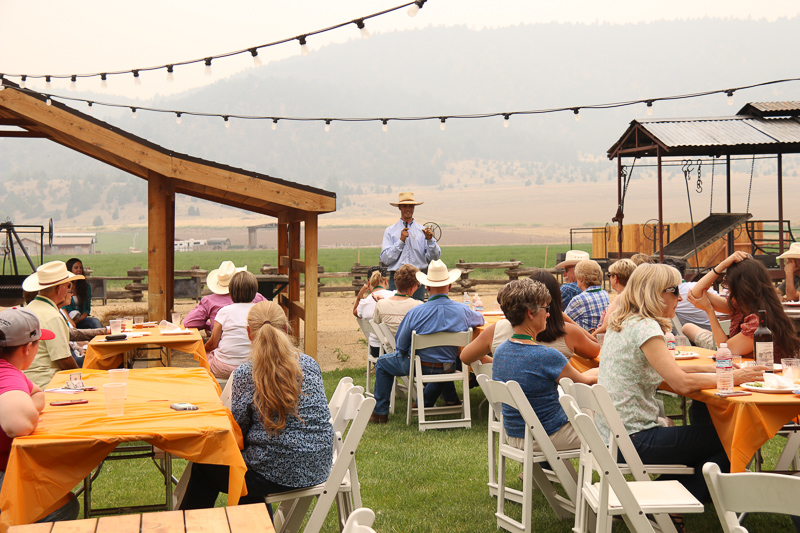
[183,292,267,333]
[0,359,34,471]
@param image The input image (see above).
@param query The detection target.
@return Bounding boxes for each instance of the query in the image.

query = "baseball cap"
[0,307,55,347]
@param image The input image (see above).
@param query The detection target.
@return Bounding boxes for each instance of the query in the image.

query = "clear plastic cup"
[103,383,126,416]
[731,355,743,367]
[675,335,688,349]
[133,316,144,325]
[596,333,605,346]
[109,319,122,335]
[171,313,181,327]
[108,368,128,383]
[123,316,134,330]
[782,358,800,385]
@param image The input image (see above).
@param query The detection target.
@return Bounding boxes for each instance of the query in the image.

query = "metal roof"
[737,101,800,117]
[607,105,800,159]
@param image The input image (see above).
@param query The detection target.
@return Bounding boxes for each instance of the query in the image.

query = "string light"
[45,96,51,106]
[727,89,735,106]
[355,19,370,40]
[45,76,52,90]
[131,107,137,119]
[132,70,141,86]
[382,119,389,132]
[176,112,182,124]
[439,117,446,131]
[271,118,278,130]
[573,108,581,121]
[69,75,77,91]
[250,49,262,67]
[503,114,510,128]
[19,75,26,88]
[100,73,108,89]
[408,0,426,17]
[166,65,174,83]
[86,101,93,114]
[324,119,331,132]
[646,100,653,116]
[204,58,213,77]
[298,36,310,56]
[224,115,230,128]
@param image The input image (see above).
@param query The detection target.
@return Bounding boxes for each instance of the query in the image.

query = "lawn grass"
[76,368,797,532]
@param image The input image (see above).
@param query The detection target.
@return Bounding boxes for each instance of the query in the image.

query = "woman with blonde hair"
[181,301,334,515]
[599,263,765,508]
[354,266,394,358]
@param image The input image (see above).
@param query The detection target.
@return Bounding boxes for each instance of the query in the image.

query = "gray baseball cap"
[0,307,55,347]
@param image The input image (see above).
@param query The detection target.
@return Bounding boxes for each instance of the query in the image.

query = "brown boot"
[369,413,388,424]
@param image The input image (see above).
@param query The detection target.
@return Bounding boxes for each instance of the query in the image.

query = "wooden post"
[287,215,302,338]
[304,214,318,359]
[277,212,289,314]
[147,171,175,326]
[657,151,664,263]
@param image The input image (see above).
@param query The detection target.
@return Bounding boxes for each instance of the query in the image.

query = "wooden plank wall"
[595,222,759,268]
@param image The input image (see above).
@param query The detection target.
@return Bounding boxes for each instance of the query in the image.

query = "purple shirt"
[183,292,267,333]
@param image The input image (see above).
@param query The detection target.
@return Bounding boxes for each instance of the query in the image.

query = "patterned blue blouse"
[231,354,334,488]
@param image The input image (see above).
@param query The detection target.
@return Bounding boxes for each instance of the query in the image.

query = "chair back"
[369,319,391,356]
[342,507,377,533]
[410,329,473,353]
[703,462,800,533]
[329,377,359,422]
[355,318,372,343]
[470,361,492,378]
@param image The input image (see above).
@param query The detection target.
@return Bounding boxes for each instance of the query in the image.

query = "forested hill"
[2,17,799,225]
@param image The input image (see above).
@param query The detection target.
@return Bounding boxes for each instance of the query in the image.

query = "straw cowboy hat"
[22,261,84,292]
[778,242,800,260]
[207,261,248,295]
[555,250,590,270]
[416,259,461,287]
[390,192,424,207]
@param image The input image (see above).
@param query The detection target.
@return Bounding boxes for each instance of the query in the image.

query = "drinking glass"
[133,316,144,325]
[109,319,122,335]
[782,358,800,385]
[171,312,181,327]
[123,316,134,331]
[596,333,605,346]
[103,383,126,416]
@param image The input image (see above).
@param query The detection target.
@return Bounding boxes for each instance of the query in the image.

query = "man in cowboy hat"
[184,261,267,334]
[555,250,590,307]
[778,243,800,301]
[369,259,484,424]
[380,192,441,301]
[22,261,83,387]
[0,307,80,522]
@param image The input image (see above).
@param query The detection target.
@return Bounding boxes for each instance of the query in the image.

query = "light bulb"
[408,4,420,17]
[356,20,370,39]
[131,107,137,119]
[19,76,26,88]
[382,119,388,132]
[45,76,52,90]
[324,120,331,132]
[573,108,581,121]
[646,101,653,116]
[440,118,446,131]
[727,90,735,106]
[224,116,230,128]
[100,74,108,89]
[271,119,278,130]
[133,70,141,86]
[166,65,174,82]
[298,36,310,56]
[204,58,213,76]
[503,114,510,128]
[46,97,52,106]
[176,113,182,125]
[86,102,93,114]
[250,49,262,67]
[69,75,77,91]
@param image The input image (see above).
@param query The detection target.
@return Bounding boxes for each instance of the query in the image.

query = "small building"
[208,237,231,250]
[45,233,96,255]
[174,239,207,252]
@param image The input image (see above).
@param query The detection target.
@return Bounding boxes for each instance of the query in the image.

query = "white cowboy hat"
[778,242,800,260]
[207,261,248,295]
[555,250,590,270]
[415,259,461,287]
[390,192,424,207]
[22,261,84,292]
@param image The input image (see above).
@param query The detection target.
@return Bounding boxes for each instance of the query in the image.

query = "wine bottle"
[754,310,774,372]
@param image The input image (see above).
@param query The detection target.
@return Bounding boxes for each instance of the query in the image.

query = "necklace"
[394,293,410,298]
[511,334,534,341]
[427,294,449,301]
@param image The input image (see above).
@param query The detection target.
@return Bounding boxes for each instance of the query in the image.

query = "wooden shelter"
[0,81,336,358]
[607,102,800,262]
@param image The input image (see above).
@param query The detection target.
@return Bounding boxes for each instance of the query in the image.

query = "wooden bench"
[9,503,275,533]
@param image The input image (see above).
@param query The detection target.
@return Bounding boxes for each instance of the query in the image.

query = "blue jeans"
[373,352,459,416]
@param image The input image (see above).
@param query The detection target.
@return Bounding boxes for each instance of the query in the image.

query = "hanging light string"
[4,75,798,129]
[0,0,427,86]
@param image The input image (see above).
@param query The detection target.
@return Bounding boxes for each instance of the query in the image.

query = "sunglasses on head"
[663,285,680,296]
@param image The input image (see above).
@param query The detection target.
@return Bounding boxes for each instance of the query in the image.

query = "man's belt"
[419,361,445,368]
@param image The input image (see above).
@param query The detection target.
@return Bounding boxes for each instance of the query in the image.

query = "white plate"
[740,382,796,394]
[673,351,699,360]
[160,329,192,335]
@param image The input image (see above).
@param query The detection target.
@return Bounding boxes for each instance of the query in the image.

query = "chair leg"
[487,416,498,497]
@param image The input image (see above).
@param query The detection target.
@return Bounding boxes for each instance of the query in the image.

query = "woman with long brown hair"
[683,251,800,359]
[180,301,334,515]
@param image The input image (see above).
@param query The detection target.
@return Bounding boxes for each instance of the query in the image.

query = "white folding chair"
[266,391,376,533]
[369,319,408,414]
[559,393,704,533]
[328,377,364,422]
[703,462,800,533]
[559,379,695,533]
[405,329,472,431]
[471,362,505,500]
[356,318,379,397]
[477,375,580,532]
[342,507,377,533]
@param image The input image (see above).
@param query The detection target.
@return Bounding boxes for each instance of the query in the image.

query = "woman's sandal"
[669,513,686,533]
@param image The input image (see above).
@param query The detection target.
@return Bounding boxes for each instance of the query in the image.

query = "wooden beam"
[0,131,47,138]
[0,118,35,126]
[286,218,302,337]
[304,214,318,359]
[283,298,306,322]
[147,172,175,332]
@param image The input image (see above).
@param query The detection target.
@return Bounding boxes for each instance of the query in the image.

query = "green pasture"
[77,368,796,532]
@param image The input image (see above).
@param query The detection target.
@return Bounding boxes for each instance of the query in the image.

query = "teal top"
[62,283,92,316]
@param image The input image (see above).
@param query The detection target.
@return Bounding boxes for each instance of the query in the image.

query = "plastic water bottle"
[716,343,734,394]
[473,293,484,312]
[665,331,676,355]
[462,292,471,308]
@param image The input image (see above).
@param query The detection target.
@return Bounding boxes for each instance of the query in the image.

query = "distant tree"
[112,207,119,220]
[525,179,532,187]
[93,215,104,226]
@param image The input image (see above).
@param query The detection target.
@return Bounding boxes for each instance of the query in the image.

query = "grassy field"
[78,368,796,532]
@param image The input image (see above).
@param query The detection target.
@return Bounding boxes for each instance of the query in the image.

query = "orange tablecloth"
[83,328,209,371]
[571,345,800,472]
[0,368,246,529]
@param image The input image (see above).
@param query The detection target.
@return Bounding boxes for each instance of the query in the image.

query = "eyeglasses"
[663,285,680,296]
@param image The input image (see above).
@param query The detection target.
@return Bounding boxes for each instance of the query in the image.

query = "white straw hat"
[206,261,248,295]
[555,250,590,270]
[415,259,461,287]
[778,242,800,260]
[22,261,84,292]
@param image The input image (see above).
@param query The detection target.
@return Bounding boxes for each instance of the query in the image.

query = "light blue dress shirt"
[380,219,441,271]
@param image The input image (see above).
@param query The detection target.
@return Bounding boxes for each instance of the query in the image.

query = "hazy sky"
[3,0,799,101]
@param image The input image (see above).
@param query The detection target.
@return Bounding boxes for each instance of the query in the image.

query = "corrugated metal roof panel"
[640,119,776,147]
[742,102,800,114]
[747,118,800,143]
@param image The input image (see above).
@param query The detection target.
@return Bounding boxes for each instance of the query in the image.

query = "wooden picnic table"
[7,503,274,533]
